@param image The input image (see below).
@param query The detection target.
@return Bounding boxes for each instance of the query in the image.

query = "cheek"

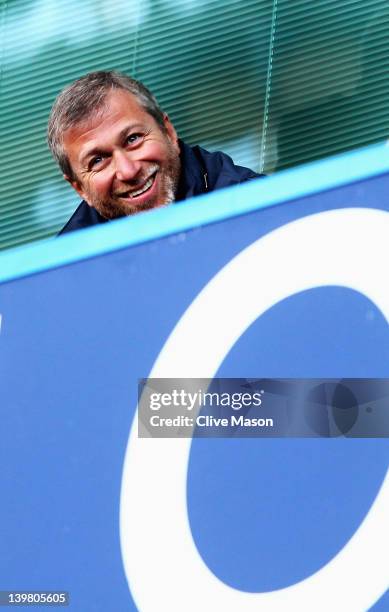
[143,140,172,163]
[88,174,111,196]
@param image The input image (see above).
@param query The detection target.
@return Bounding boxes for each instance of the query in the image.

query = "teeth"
[129,175,154,198]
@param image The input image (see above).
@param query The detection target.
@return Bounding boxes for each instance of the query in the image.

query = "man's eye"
[126,133,142,145]
[89,156,103,169]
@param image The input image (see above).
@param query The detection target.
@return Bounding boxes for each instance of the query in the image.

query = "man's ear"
[63,174,90,205]
[163,113,179,153]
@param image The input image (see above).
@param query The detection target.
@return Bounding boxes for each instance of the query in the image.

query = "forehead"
[63,89,155,157]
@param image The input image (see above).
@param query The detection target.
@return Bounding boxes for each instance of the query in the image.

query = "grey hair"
[47,70,166,179]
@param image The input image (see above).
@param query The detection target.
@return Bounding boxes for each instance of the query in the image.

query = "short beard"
[89,142,181,220]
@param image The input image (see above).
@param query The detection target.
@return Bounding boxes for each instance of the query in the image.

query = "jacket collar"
[175,140,208,201]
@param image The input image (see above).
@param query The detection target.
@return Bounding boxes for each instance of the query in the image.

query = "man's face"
[63,89,181,218]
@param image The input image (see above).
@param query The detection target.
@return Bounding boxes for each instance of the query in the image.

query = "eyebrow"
[79,123,145,167]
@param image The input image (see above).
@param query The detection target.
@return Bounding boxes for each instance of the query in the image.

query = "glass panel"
[263,0,389,171]
[1,0,388,249]
[0,0,271,249]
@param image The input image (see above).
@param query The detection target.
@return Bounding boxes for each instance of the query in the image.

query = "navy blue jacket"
[59,140,261,235]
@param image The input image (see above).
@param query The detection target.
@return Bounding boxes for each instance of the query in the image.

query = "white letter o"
[121,209,389,611]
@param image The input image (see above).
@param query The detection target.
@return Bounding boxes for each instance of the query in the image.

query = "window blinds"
[0,0,388,250]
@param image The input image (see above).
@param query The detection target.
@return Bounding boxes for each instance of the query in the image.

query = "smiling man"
[48,71,260,234]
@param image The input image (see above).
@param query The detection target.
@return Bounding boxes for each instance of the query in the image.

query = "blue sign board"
[0,144,388,610]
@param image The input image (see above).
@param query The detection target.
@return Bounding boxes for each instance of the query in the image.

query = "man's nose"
[113,150,141,181]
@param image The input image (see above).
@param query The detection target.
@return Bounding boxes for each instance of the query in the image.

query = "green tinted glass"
[0,0,387,249]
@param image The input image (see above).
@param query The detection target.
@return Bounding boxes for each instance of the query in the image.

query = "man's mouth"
[117,172,157,199]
